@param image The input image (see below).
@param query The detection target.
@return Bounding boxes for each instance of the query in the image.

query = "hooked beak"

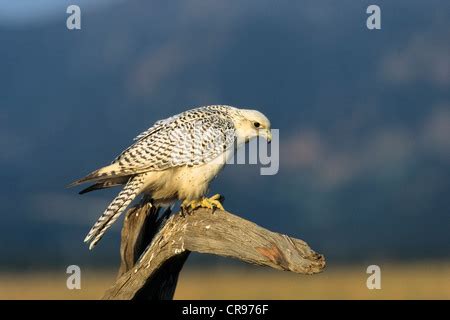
[265,129,272,143]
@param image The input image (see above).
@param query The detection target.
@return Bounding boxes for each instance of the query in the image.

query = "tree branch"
[102,199,325,300]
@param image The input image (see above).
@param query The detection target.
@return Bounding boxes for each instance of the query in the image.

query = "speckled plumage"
[114,105,237,171]
[69,105,271,249]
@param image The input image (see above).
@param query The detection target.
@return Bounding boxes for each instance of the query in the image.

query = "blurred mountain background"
[0,0,449,273]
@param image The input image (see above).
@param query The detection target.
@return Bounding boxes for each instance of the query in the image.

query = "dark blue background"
[0,0,449,269]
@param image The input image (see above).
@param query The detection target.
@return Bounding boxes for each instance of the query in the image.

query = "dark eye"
[253,122,261,128]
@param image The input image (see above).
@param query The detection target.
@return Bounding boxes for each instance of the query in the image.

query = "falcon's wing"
[67,106,236,187]
[113,109,236,174]
[111,112,184,163]
[132,113,182,142]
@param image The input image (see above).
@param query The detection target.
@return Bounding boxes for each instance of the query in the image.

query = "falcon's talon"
[182,195,225,213]
[209,194,221,200]
[179,206,186,217]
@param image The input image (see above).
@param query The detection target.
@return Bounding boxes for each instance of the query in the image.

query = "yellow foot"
[182,194,225,213]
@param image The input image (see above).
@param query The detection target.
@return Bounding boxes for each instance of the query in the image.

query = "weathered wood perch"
[102,198,326,300]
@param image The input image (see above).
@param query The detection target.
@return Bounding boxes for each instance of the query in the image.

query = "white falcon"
[69,105,272,249]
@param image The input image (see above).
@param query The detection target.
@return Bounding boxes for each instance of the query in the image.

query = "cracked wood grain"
[103,200,326,300]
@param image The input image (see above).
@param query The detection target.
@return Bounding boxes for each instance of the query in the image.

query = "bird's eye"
[253,122,261,128]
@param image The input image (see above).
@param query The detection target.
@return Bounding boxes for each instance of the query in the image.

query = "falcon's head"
[234,109,272,144]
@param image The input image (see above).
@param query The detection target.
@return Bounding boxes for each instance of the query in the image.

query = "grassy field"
[0,262,449,299]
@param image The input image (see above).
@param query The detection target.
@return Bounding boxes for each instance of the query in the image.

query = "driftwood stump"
[102,198,326,300]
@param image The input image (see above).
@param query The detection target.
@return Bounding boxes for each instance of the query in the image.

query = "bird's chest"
[173,161,225,200]
[177,161,224,185]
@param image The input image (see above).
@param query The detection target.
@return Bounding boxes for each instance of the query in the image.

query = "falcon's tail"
[84,174,146,250]
[67,163,134,188]
[78,177,129,195]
